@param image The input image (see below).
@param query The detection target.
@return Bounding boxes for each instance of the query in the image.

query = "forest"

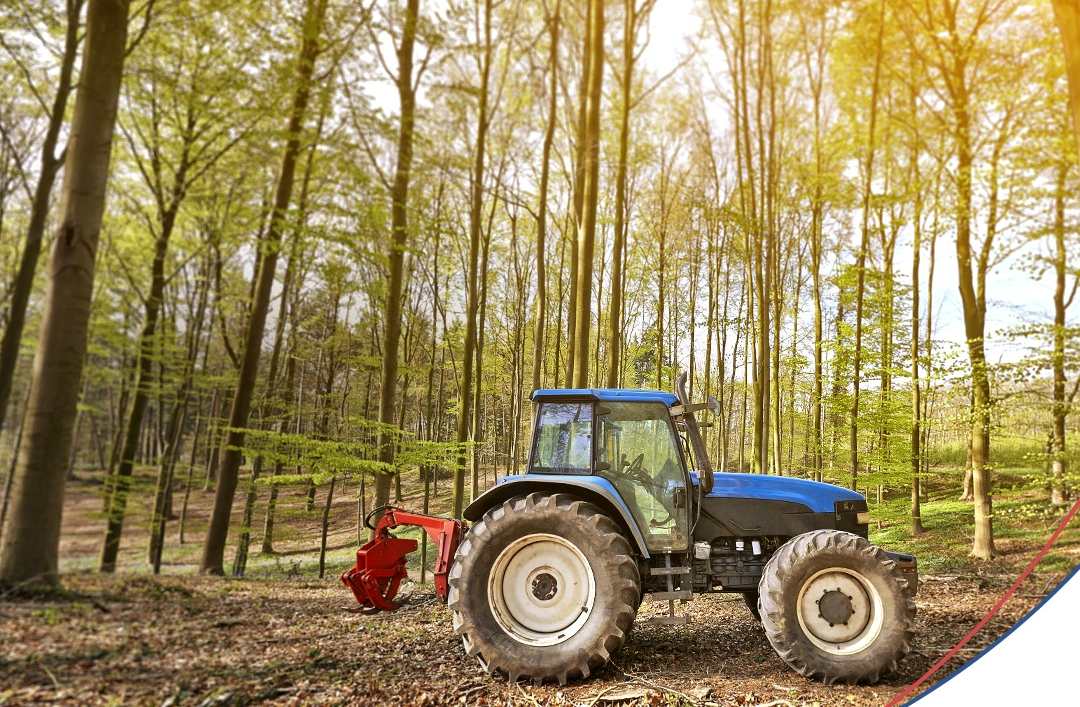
[1,0,1080,704]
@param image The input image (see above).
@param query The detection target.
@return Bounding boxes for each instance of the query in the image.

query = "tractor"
[343,374,917,685]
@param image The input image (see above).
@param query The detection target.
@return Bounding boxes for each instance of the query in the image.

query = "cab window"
[595,402,689,552]
[530,402,592,473]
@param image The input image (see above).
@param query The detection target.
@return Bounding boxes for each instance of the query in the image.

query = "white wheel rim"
[796,567,885,656]
[488,533,596,646]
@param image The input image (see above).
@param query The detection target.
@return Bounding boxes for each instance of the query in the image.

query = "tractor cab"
[526,388,695,554]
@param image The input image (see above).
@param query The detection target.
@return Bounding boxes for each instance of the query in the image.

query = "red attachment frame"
[340,507,466,611]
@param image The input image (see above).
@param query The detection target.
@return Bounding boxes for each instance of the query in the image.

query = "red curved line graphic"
[886,496,1080,707]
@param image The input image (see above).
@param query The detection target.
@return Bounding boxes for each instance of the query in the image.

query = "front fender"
[463,474,650,558]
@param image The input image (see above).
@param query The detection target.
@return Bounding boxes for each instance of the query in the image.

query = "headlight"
[856,511,871,524]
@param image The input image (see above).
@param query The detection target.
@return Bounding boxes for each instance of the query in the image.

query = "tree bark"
[374,0,423,525]
[571,0,605,387]
[606,0,642,388]
[1053,0,1080,148]
[531,0,559,394]
[0,0,130,587]
[1050,161,1072,506]
[100,201,185,572]
[849,0,885,491]
[0,0,85,438]
[453,0,493,519]
[910,164,925,534]
[200,0,327,574]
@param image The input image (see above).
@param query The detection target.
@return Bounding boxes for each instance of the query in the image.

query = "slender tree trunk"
[909,54,925,533]
[453,0,493,519]
[571,0,605,387]
[100,202,185,572]
[532,0,559,394]
[200,0,327,574]
[565,0,592,388]
[318,474,336,578]
[0,0,85,438]
[0,388,31,543]
[911,181,925,534]
[472,223,492,499]
[374,0,422,523]
[1053,0,1080,148]
[0,0,130,586]
[1050,161,1072,506]
[954,85,995,559]
[606,0,640,388]
[849,0,885,491]
[178,409,203,544]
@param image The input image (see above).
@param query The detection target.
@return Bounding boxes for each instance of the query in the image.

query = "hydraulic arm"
[341,506,466,611]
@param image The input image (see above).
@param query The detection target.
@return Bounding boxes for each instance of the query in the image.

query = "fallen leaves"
[0,570,1061,706]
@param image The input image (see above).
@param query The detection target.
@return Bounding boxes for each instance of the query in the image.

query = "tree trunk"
[0,0,130,587]
[1050,161,1072,506]
[200,0,327,574]
[571,0,605,387]
[0,388,31,543]
[472,221,493,499]
[100,202,184,573]
[954,87,994,559]
[606,0,640,388]
[374,0,422,525]
[532,0,559,394]
[453,0,493,519]
[1053,0,1080,148]
[849,0,885,491]
[0,0,84,438]
[318,474,336,579]
[178,409,204,544]
[910,152,925,535]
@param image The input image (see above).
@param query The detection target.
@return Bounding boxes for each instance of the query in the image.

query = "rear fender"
[463,474,650,558]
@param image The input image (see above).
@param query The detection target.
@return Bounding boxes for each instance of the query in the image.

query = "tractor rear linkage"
[340,506,466,611]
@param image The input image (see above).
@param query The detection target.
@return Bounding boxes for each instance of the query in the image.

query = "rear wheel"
[758,530,915,684]
[448,493,640,685]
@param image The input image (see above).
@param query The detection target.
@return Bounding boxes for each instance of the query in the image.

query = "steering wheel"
[619,453,674,525]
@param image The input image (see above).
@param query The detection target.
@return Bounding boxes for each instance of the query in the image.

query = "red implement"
[341,507,466,611]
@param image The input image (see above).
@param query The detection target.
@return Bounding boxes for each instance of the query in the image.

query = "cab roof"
[531,388,679,406]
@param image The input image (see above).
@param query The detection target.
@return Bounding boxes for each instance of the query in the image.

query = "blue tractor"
[344,374,917,685]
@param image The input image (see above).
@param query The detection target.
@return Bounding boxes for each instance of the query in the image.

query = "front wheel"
[448,493,641,685]
[758,530,915,684]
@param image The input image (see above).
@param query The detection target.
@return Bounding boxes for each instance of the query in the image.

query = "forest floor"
[1,465,1078,706]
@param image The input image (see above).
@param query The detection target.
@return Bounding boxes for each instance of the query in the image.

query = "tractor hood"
[691,471,864,514]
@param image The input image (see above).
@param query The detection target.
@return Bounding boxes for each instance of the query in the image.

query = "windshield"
[529,402,592,473]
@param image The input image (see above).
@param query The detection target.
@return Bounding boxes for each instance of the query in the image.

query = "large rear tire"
[758,530,915,684]
[448,493,641,685]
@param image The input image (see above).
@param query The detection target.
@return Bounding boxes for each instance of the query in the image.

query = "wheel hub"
[488,533,596,646]
[817,588,855,626]
[531,572,558,601]
[796,567,884,655]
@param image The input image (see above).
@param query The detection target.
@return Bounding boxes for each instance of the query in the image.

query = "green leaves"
[227,421,469,488]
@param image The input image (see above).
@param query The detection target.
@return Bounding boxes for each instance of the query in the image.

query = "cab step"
[644,554,692,624]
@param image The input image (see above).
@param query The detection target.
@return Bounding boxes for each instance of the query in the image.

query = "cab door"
[594,402,689,552]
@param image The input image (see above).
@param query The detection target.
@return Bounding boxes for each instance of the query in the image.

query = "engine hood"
[691,471,864,514]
